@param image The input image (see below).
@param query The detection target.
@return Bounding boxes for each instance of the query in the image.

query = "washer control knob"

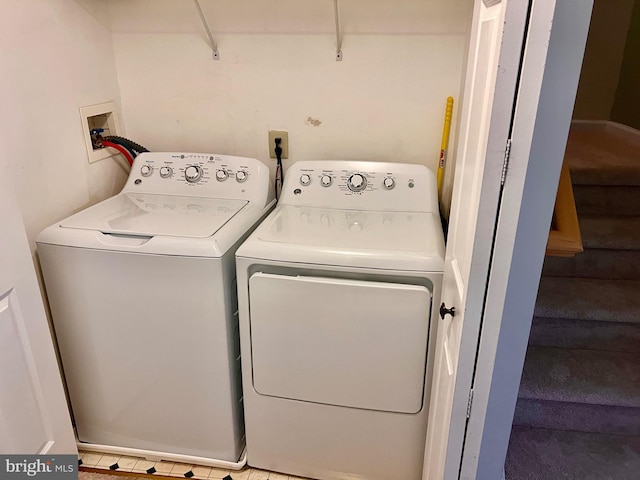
[140,165,153,177]
[236,170,248,183]
[185,165,203,183]
[300,174,311,186]
[347,173,367,192]
[160,166,173,178]
[216,169,229,182]
[321,175,333,187]
[383,177,395,190]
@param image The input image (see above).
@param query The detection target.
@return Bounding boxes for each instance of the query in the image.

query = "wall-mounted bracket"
[193,0,219,60]
[334,0,343,61]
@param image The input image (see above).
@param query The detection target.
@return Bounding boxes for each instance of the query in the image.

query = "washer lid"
[60,193,248,238]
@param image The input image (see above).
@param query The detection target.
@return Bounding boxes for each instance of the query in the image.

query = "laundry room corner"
[0,0,126,252]
[107,0,471,209]
[5,0,594,478]
[1,0,474,253]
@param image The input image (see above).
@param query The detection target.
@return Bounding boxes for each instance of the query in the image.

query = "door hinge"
[466,388,474,418]
[501,139,512,186]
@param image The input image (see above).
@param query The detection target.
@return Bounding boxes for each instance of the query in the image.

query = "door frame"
[459,1,593,478]
[424,0,534,477]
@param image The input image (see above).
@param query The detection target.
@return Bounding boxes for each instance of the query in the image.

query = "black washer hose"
[104,135,149,154]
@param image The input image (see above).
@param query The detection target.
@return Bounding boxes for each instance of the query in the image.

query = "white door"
[0,156,76,454]
[423,0,538,478]
[423,0,592,478]
[460,1,592,477]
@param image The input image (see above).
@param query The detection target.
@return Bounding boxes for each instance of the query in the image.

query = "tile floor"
[78,450,310,480]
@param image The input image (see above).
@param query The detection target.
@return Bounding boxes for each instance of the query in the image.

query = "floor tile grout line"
[78,450,309,479]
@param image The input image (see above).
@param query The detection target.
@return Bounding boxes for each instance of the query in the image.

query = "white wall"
[0,0,126,247]
[108,0,471,187]
[572,0,635,121]
[0,0,472,249]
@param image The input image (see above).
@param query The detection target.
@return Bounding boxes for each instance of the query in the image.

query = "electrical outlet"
[269,130,289,159]
[80,102,122,164]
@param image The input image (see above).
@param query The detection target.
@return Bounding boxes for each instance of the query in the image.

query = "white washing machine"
[37,152,273,468]
[236,160,445,480]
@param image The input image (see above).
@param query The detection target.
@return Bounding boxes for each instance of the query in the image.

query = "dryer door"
[249,272,432,414]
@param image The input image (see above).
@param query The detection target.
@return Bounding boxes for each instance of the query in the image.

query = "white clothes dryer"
[37,152,273,468]
[236,160,445,480]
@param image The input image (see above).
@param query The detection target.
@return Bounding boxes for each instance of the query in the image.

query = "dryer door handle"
[439,302,455,320]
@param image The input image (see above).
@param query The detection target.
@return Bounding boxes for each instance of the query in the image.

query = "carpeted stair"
[505,122,640,479]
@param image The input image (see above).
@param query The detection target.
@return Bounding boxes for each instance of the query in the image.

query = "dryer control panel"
[122,152,271,207]
[280,160,438,213]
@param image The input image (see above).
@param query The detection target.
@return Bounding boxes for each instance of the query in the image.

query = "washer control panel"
[123,152,271,205]
[281,160,438,213]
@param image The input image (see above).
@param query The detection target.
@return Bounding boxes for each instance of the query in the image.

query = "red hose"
[103,140,134,166]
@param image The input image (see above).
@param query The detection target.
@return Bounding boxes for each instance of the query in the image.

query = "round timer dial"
[185,165,203,183]
[347,173,367,192]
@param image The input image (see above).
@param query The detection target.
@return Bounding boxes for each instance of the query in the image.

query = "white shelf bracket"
[334,0,343,61]
[193,0,220,60]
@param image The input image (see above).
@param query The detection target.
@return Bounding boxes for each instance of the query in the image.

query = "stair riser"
[529,318,640,353]
[574,185,640,216]
[506,426,640,480]
[513,398,640,436]
[535,278,640,324]
[543,250,640,280]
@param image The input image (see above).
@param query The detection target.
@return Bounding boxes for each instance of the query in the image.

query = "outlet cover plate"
[269,130,289,159]
[80,102,122,164]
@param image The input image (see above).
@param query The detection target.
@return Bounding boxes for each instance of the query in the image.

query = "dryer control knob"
[236,170,248,183]
[321,175,333,187]
[160,166,173,178]
[216,169,229,182]
[140,165,153,177]
[383,177,395,190]
[300,174,311,186]
[347,173,367,192]
[185,165,203,183]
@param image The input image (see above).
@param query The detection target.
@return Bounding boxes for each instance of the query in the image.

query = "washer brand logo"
[1,456,76,479]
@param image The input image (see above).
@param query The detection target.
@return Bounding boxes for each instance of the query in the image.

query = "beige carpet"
[505,120,640,478]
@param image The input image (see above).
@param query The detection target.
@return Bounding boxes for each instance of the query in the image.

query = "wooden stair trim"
[546,161,583,257]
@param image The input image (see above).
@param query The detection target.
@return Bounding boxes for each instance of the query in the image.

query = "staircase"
[505,122,640,479]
